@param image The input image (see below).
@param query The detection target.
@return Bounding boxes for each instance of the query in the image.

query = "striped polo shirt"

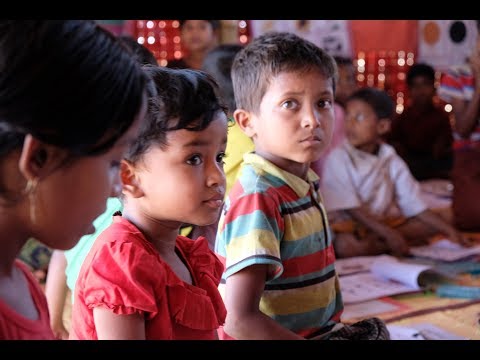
[215,153,343,338]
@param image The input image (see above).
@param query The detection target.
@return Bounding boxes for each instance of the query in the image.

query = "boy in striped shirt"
[215,32,343,340]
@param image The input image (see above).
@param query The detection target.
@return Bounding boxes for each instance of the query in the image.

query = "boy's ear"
[18,134,68,182]
[234,108,256,138]
[377,118,391,136]
[120,160,144,198]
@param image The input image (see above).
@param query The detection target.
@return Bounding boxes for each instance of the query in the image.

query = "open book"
[338,255,450,304]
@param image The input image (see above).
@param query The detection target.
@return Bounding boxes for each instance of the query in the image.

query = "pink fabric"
[0,260,55,340]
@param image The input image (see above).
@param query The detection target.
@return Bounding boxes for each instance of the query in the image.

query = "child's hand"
[448,230,474,247]
[383,230,410,257]
[469,49,480,88]
[52,323,69,340]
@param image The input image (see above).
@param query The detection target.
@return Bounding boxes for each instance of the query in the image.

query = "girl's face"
[30,97,147,251]
[128,112,228,227]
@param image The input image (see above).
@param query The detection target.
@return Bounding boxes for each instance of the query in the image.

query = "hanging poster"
[249,20,353,58]
[417,20,478,70]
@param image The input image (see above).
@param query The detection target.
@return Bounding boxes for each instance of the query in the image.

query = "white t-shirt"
[320,141,427,219]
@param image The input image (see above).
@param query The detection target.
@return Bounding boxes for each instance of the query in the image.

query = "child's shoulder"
[324,142,351,164]
[233,161,285,196]
[91,216,155,260]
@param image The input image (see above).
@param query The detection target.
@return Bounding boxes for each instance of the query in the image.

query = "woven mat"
[344,292,480,340]
[384,298,480,340]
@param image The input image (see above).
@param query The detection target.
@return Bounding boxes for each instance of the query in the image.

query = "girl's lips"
[204,199,224,208]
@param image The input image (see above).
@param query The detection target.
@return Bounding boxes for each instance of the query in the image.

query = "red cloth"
[70,216,226,340]
[0,260,55,340]
[350,20,418,54]
[389,104,453,155]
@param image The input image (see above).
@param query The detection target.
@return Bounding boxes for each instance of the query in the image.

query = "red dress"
[70,216,226,340]
[0,260,55,340]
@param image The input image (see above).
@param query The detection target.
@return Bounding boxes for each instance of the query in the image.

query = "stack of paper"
[409,239,480,262]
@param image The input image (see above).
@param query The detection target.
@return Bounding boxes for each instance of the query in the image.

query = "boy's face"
[345,99,383,153]
[124,113,228,227]
[336,63,357,106]
[409,76,435,107]
[244,69,334,177]
[181,20,217,54]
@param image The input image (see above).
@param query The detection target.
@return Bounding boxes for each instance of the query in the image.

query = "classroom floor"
[383,293,480,340]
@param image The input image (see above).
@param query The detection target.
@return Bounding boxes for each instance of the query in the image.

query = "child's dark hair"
[232,31,337,113]
[202,44,244,113]
[333,56,354,67]
[117,35,158,66]
[348,87,394,120]
[0,21,147,158]
[406,62,435,87]
[126,66,227,163]
[179,20,221,31]
[0,20,147,202]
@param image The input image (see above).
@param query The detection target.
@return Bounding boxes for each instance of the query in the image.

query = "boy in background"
[438,20,480,231]
[167,20,220,70]
[321,87,467,259]
[215,32,343,340]
[387,63,453,181]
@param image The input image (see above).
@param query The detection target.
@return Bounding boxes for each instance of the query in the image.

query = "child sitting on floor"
[69,67,228,339]
[320,87,468,258]
[215,31,344,340]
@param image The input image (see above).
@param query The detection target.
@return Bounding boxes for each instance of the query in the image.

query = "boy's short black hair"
[179,20,221,31]
[348,87,394,120]
[406,63,435,87]
[232,31,337,113]
[125,66,227,163]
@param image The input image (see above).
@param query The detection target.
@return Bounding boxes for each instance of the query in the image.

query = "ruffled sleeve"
[178,236,226,326]
[82,239,164,319]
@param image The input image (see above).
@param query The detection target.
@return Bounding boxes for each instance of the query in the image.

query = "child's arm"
[451,57,480,138]
[223,264,305,340]
[44,250,69,340]
[414,209,471,246]
[93,308,145,339]
[347,207,410,257]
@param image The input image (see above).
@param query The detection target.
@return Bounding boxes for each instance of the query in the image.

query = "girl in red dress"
[70,66,228,340]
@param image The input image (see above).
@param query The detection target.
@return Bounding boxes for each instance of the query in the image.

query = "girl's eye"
[187,155,202,166]
[217,152,227,165]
